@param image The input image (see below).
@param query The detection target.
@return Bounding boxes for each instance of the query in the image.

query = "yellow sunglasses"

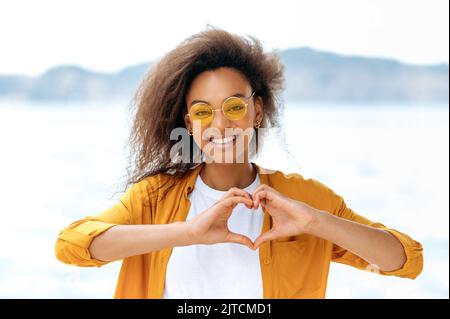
[188,91,255,126]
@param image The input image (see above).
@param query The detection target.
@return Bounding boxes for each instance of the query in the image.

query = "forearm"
[88,222,191,262]
[305,210,407,272]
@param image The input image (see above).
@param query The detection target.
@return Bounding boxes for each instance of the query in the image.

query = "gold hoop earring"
[188,129,193,136]
[254,121,261,129]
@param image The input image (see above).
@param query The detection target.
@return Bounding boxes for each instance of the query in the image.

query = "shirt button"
[263,258,271,265]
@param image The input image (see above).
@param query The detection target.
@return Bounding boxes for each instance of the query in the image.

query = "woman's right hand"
[184,187,255,250]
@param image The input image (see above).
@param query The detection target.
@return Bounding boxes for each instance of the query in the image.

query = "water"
[0,100,448,298]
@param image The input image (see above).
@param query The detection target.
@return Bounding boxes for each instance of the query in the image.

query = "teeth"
[211,136,236,144]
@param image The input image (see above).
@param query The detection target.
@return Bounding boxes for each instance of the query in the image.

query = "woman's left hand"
[252,184,318,249]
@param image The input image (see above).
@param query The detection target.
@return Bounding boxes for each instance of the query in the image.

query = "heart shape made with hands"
[224,184,316,250]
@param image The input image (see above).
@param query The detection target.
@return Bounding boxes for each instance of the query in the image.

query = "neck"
[199,162,257,191]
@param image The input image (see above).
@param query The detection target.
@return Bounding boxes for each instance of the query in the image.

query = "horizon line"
[1,45,448,78]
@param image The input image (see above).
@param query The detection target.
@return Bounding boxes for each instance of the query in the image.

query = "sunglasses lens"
[223,97,247,120]
[190,104,213,124]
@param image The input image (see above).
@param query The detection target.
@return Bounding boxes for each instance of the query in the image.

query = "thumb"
[226,231,255,250]
[253,229,278,249]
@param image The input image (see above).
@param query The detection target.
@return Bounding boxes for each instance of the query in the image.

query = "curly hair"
[123,26,286,191]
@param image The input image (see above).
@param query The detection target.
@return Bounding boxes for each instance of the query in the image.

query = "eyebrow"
[189,92,247,107]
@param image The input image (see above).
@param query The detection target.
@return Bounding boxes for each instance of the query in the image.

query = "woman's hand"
[185,187,256,250]
[252,184,318,249]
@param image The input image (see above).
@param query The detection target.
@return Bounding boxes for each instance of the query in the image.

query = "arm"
[56,182,255,267]
[55,181,149,267]
[306,210,406,272]
[88,222,191,262]
[251,183,424,279]
[325,196,424,278]
[91,187,258,261]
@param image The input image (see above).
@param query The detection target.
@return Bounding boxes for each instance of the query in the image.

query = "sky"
[0,0,448,76]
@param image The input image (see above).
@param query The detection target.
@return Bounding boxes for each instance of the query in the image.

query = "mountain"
[281,48,448,102]
[0,47,447,103]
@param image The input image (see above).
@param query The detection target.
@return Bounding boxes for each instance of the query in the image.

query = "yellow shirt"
[55,162,423,298]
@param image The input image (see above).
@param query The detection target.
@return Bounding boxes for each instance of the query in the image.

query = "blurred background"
[0,0,448,298]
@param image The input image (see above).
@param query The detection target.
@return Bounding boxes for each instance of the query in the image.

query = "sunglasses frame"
[188,91,256,125]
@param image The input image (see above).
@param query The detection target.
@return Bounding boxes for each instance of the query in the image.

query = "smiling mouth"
[209,135,237,146]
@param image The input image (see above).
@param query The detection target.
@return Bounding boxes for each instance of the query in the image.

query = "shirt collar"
[184,161,276,197]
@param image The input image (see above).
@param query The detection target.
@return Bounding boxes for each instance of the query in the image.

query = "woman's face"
[184,67,263,163]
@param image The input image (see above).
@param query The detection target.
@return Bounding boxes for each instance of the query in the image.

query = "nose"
[209,109,232,132]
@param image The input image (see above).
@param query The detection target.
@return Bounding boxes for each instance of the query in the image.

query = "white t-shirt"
[162,173,265,299]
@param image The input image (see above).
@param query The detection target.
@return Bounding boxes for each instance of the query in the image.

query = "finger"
[222,187,253,208]
[251,184,268,198]
[224,187,252,200]
[253,192,260,209]
[252,184,278,201]
[253,229,278,249]
[253,190,270,209]
[226,232,255,250]
[221,196,254,210]
[261,197,266,207]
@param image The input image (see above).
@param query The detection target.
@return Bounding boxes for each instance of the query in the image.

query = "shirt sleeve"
[54,182,146,267]
[330,194,424,279]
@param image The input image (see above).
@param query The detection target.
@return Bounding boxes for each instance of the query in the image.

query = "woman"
[55,27,423,299]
